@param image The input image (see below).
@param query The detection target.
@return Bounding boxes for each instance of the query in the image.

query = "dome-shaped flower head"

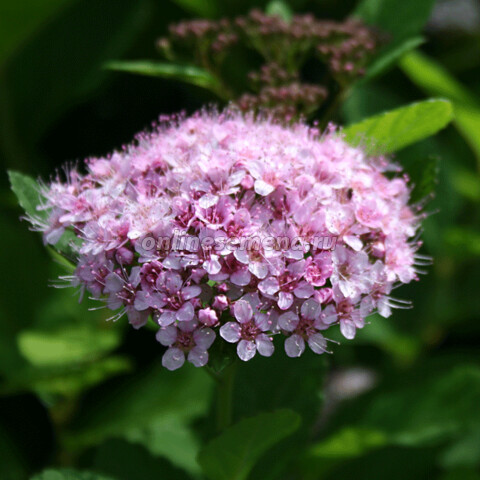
[35,110,425,370]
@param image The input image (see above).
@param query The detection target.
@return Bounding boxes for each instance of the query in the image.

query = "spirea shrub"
[31,111,423,370]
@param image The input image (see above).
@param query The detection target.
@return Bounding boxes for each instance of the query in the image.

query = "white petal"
[340,319,356,339]
[220,322,242,343]
[254,179,275,196]
[249,261,268,279]
[284,334,305,358]
[237,339,257,361]
[199,193,219,209]
[344,235,363,252]
[162,347,185,370]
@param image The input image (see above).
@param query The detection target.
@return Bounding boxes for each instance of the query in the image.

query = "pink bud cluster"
[36,111,422,370]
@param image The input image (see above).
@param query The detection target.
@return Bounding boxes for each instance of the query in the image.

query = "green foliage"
[106,61,223,95]
[265,0,293,22]
[400,50,480,166]
[67,363,213,474]
[198,410,301,480]
[355,0,436,41]
[343,98,453,153]
[2,0,480,479]
[8,170,45,219]
[31,470,116,480]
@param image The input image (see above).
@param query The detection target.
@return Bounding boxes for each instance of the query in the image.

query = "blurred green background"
[1,0,480,479]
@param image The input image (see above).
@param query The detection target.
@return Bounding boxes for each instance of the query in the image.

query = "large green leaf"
[400,50,480,166]
[8,170,45,219]
[1,356,132,397]
[17,325,121,368]
[92,439,192,480]
[67,363,213,474]
[197,409,301,480]
[343,99,453,153]
[106,61,222,95]
[31,469,116,480]
[364,36,424,80]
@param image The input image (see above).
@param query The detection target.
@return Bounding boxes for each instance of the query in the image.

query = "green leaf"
[343,99,453,153]
[106,61,222,93]
[400,50,480,166]
[31,469,117,480]
[310,427,387,459]
[197,409,301,480]
[67,363,213,474]
[8,170,44,219]
[93,439,192,480]
[265,1,293,22]
[1,357,132,397]
[355,0,436,42]
[399,50,475,104]
[364,37,424,80]
[17,325,121,368]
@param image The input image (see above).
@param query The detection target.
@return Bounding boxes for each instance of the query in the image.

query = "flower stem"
[215,361,237,433]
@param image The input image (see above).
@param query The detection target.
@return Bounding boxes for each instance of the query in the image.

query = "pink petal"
[308,333,327,354]
[162,347,185,371]
[284,334,305,358]
[294,281,315,299]
[301,299,321,320]
[278,312,299,332]
[176,302,195,321]
[237,339,257,361]
[188,347,209,367]
[278,291,294,310]
[194,328,216,349]
[256,334,274,357]
[258,277,280,295]
[156,325,177,346]
[220,322,242,343]
[234,300,253,323]
[158,311,176,326]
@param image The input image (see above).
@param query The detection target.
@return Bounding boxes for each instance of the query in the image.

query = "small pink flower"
[220,299,274,361]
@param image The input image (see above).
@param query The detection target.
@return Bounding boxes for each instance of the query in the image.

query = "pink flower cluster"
[36,111,423,370]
